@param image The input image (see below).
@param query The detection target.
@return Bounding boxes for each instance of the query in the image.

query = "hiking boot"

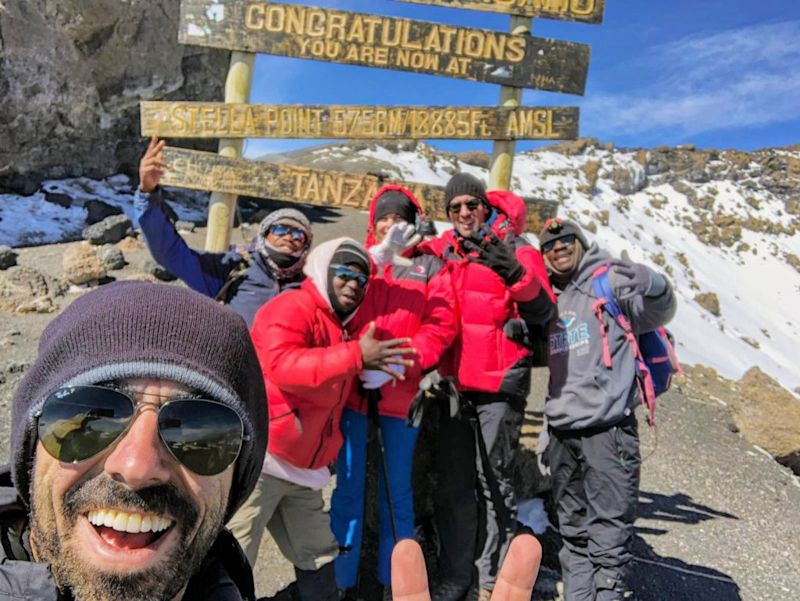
[382,585,393,601]
[477,588,492,601]
[431,579,470,601]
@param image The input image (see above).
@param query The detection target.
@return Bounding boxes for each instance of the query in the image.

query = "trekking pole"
[463,401,512,551]
[366,389,399,543]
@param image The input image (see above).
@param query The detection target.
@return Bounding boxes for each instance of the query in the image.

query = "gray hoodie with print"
[544,243,677,430]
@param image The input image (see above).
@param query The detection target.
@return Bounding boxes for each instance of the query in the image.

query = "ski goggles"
[35,385,246,476]
[541,234,577,253]
[447,199,482,214]
[268,223,307,241]
[331,265,369,288]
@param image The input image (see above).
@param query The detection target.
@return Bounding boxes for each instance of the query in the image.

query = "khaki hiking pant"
[227,472,339,570]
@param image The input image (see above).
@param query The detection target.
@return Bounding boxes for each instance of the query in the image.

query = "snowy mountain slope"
[1,140,798,394]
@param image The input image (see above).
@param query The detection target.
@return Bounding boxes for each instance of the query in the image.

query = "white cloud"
[582,20,800,140]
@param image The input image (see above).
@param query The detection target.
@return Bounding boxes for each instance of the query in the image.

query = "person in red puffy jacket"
[417,173,555,601]
[330,186,459,601]
[240,237,415,601]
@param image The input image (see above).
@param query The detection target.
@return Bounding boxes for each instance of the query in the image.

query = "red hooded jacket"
[346,185,459,419]
[251,238,365,469]
[419,190,555,397]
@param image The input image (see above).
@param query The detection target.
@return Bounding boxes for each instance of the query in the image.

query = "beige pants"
[227,472,339,570]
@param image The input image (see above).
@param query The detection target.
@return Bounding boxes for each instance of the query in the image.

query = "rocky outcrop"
[63,244,107,285]
[0,247,18,270]
[730,368,800,475]
[0,266,66,313]
[0,0,228,190]
[82,214,134,245]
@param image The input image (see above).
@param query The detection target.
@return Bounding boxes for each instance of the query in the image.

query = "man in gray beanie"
[1,281,267,601]
[136,137,313,327]
[538,218,676,601]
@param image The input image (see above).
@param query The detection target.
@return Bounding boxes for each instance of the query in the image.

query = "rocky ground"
[1,210,799,601]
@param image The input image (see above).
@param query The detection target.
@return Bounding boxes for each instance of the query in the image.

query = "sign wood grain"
[159,147,557,232]
[392,1,604,24]
[141,101,579,140]
[178,0,590,95]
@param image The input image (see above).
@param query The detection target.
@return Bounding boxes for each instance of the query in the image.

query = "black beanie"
[444,173,489,207]
[10,281,267,521]
[538,218,589,250]
[330,239,370,274]
[373,190,417,225]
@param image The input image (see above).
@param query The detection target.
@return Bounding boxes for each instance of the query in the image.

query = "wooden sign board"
[142,101,579,140]
[159,147,557,232]
[178,1,590,95]
[392,0,605,24]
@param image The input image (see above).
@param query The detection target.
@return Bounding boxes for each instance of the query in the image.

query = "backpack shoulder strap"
[591,264,622,319]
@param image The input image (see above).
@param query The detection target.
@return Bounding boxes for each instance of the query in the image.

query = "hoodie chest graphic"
[549,311,591,356]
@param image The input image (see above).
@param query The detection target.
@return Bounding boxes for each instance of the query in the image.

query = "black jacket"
[0,467,256,601]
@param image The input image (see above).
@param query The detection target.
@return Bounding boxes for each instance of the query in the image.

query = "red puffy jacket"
[346,185,459,419]
[251,239,364,469]
[419,190,555,397]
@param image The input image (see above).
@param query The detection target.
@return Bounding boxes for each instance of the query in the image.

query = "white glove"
[359,360,406,390]
[369,222,422,267]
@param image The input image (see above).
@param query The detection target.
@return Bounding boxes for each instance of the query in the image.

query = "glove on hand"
[464,231,524,286]
[503,318,531,348]
[369,222,422,267]
[360,359,406,390]
[611,260,653,301]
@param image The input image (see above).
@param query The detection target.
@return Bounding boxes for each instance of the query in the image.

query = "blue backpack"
[591,264,682,427]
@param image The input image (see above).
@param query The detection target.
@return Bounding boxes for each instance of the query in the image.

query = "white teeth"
[87,509,173,534]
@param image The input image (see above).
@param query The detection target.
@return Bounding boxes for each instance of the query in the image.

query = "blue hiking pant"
[330,408,420,587]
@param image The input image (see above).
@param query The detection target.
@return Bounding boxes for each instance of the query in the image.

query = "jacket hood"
[567,243,614,290]
[486,190,527,236]
[365,185,425,248]
[302,237,370,323]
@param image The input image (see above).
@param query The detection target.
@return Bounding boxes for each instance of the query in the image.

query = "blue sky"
[243,0,800,158]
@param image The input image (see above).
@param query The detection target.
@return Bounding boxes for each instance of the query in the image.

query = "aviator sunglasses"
[35,385,246,476]
[268,223,307,241]
[447,199,482,214]
[331,264,369,288]
[541,234,577,253]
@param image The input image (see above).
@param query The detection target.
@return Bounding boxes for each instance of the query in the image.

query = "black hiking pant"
[434,393,524,593]
[549,415,641,601]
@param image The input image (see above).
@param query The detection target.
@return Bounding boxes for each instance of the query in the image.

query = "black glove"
[503,318,532,349]
[407,371,461,427]
[463,231,524,286]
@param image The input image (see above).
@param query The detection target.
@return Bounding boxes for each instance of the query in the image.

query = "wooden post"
[489,15,532,191]
[204,51,255,252]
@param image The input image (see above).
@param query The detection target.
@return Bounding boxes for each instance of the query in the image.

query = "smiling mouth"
[87,509,174,550]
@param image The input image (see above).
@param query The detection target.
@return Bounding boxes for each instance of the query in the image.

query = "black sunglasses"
[269,223,306,241]
[331,264,368,288]
[448,199,481,214]
[541,234,577,253]
[35,386,246,476]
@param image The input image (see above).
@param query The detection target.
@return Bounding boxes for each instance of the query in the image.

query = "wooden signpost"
[179,0,590,95]
[392,0,605,24]
[151,0,601,248]
[159,146,557,233]
[142,101,579,140]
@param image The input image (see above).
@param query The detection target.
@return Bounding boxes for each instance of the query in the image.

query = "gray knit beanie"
[10,281,267,521]
[538,217,589,250]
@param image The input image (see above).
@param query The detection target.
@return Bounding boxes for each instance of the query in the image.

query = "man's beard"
[31,473,226,601]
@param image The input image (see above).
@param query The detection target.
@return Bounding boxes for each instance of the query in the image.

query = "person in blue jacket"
[134,137,313,327]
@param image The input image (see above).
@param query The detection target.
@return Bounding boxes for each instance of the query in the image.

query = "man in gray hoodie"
[539,219,677,601]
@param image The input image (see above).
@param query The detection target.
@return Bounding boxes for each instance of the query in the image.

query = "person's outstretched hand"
[359,322,416,381]
[391,534,541,600]
[139,136,168,193]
